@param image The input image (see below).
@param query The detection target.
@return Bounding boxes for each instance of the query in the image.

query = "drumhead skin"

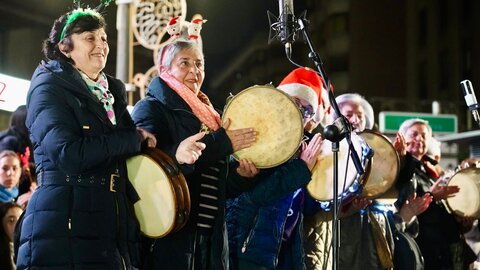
[307,132,368,209]
[222,85,304,168]
[127,148,190,238]
[359,130,400,199]
[446,167,480,218]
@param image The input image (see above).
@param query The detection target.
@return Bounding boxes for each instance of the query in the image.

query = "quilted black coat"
[16,59,143,270]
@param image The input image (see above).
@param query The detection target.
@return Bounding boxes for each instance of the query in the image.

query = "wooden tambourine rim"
[222,85,304,168]
[147,148,191,231]
[128,148,190,238]
[358,130,400,199]
[446,167,480,218]
[307,132,368,203]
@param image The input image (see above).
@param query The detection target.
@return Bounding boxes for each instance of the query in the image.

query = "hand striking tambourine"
[222,85,304,168]
[127,148,190,238]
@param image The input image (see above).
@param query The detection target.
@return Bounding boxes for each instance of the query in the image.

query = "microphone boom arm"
[297,17,364,176]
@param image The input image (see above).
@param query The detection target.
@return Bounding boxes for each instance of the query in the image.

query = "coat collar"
[29,60,128,127]
[146,76,191,111]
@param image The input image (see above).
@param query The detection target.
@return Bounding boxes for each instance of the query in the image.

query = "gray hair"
[157,39,204,72]
[398,118,432,138]
[335,93,375,129]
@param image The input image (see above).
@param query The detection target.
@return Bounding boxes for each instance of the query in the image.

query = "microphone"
[278,0,295,57]
[267,0,297,58]
[460,79,480,126]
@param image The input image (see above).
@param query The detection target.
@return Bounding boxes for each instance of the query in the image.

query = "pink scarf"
[160,72,221,131]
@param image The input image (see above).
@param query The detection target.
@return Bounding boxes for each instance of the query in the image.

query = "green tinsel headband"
[58,0,113,42]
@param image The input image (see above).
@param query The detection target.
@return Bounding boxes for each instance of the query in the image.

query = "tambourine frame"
[222,85,304,168]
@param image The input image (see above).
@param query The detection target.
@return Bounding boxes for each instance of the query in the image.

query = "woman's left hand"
[137,128,157,147]
[299,133,323,171]
[429,179,459,200]
[399,193,433,223]
[223,118,256,152]
[16,183,37,209]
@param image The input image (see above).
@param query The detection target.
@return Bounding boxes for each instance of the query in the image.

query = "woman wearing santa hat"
[226,67,330,270]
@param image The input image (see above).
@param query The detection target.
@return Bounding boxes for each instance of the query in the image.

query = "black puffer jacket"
[17,59,143,270]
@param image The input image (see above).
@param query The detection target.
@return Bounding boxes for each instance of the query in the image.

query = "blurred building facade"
[1,0,480,134]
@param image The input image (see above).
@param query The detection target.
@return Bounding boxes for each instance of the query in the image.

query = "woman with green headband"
[16,7,206,270]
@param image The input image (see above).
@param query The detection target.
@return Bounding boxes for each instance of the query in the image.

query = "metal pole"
[116,0,135,104]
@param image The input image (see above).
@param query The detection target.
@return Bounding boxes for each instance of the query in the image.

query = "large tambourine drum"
[222,85,304,168]
[446,167,480,218]
[307,132,371,211]
[359,130,400,199]
[127,148,190,238]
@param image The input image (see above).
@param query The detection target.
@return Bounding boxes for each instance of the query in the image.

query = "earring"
[66,53,71,58]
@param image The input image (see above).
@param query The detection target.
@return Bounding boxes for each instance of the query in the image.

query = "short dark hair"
[9,105,27,136]
[42,11,107,62]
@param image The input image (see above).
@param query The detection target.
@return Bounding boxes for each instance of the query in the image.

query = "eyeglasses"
[175,58,204,71]
[299,106,314,119]
[293,98,315,119]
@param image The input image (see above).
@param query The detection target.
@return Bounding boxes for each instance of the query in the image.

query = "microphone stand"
[296,16,365,270]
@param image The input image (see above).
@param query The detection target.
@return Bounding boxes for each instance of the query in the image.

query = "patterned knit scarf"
[160,71,220,131]
[79,71,117,125]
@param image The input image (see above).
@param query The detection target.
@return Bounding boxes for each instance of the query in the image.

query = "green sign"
[379,111,457,134]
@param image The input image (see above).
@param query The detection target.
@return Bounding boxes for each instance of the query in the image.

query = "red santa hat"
[277,67,325,119]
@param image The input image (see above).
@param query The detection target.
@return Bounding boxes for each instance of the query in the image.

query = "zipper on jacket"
[150,239,156,252]
[241,214,258,253]
[273,198,294,267]
[114,194,120,233]
[121,255,127,270]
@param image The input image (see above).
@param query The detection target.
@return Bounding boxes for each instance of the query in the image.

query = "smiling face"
[405,123,430,160]
[167,48,205,94]
[60,28,109,80]
[0,156,21,190]
[339,100,366,132]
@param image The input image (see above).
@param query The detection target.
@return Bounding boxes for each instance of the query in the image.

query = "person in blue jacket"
[226,67,326,270]
[131,37,257,269]
[16,6,205,270]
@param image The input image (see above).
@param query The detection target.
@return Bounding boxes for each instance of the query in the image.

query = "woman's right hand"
[223,118,256,152]
[393,132,407,158]
[236,159,259,178]
[175,132,207,165]
[300,133,323,171]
